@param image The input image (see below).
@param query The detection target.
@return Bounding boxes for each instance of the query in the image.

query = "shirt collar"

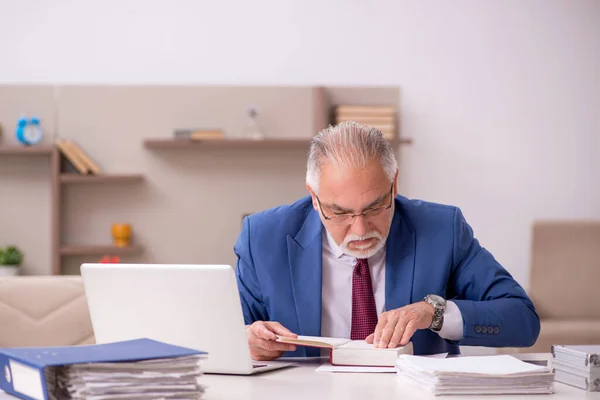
[324,229,346,259]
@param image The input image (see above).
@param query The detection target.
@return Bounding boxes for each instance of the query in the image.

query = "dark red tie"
[350,258,378,340]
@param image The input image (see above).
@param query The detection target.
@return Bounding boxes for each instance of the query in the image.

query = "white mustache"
[342,232,383,247]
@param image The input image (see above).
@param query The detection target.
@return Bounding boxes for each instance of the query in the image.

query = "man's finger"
[401,320,418,346]
[264,339,297,352]
[373,313,389,345]
[266,322,298,338]
[251,337,297,352]
[388,319,408,348]
[365,333,374,344]
[377,314,399,348]
[248,332,271,348]
[255,324,278,340]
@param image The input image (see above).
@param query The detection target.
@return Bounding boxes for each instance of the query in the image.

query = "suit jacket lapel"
[385,204,416,310]
[287,210,323,338]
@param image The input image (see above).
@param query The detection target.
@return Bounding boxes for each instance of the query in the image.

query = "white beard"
[341,231,386,259]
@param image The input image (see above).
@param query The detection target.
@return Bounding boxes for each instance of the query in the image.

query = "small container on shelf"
[111,224,133,248]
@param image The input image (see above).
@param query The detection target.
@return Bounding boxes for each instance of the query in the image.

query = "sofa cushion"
[529,221,600,319]
[0,276,95,347]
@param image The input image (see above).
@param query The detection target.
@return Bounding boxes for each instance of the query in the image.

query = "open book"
[277,335,413,367]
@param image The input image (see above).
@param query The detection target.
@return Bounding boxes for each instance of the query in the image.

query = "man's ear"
[393,169,399,197]
[306,184,319,211]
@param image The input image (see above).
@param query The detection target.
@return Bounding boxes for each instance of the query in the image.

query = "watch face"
[428,294,445,306]
[23,125,42,144]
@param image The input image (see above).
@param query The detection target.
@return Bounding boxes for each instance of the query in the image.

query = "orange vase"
[111,224,132,247]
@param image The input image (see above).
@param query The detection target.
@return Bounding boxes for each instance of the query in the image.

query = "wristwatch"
[423,294,446,332]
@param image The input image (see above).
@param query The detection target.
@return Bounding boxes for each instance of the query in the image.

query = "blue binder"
[0,338,207,400]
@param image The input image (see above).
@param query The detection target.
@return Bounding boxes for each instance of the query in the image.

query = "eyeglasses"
[315,184,394,225]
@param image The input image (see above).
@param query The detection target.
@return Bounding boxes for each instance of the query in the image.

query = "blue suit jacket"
[234,195,540,356]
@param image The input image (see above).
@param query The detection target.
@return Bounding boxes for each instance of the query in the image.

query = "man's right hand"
[246,321,298,361]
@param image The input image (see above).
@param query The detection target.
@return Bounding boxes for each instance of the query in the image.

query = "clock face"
[23,124,43,144]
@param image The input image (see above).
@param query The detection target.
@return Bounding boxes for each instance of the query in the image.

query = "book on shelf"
[336,116,395,127]
[334,115,396,125]
[276,335,413,367]
[55,138,102,175]
[68,139,101,175]
[335,121,396,139]
[552,344,600,392]
[335,105,396,115]
[0,338,207,400]
[334,104,397,140]
[55,139,88,174]
[174,129,224,140]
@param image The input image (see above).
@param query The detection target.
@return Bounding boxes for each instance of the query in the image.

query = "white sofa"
[0,276,95,347]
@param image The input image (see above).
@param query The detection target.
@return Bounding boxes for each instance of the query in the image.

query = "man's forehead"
[319,183,390,209]
[320,160,387,184]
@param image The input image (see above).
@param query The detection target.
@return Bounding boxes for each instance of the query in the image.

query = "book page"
[276,335,351,348]
[339,341,414,356]
[339,340,399,351]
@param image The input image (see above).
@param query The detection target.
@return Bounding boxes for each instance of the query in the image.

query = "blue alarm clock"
[16,116,43,145]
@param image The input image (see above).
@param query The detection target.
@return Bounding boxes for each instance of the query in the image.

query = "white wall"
[1,0,599,288]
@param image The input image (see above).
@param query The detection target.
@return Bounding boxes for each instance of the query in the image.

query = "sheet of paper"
[277,335,351,348]
[397,355,548,375]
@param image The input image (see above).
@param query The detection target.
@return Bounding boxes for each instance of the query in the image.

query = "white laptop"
[80,263,294,375]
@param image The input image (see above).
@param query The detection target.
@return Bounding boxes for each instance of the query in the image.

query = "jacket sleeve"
[234,216,268,325]
[448,208,540,347]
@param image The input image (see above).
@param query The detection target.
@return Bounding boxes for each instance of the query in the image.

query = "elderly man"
[234,121,539,361]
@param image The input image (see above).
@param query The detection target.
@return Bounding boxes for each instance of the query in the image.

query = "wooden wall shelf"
[143,137,412,149]
[144,138,314,149]
[59,244,143,256]
[60,174,145,184]
[0,145,55,155]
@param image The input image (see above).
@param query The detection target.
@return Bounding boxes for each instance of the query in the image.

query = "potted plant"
[0,246,23,276]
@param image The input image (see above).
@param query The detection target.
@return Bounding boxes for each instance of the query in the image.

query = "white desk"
[2,358,597,400]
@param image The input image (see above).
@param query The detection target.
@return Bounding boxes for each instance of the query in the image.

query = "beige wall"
[0,85,399,275]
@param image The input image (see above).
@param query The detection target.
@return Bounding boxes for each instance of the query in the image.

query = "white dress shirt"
[320,231,464,341]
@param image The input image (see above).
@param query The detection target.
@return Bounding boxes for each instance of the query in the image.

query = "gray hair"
[306,121,398,193]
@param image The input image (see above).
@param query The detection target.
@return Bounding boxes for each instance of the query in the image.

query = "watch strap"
[424,295,446,331]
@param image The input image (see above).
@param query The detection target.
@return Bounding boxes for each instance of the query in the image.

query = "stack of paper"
[47,354,206,399]
[395,355,555,395]
[552,344,600,391]
[0,338,207,400]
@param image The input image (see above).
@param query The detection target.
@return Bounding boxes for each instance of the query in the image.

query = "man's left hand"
[365,301,435,348]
